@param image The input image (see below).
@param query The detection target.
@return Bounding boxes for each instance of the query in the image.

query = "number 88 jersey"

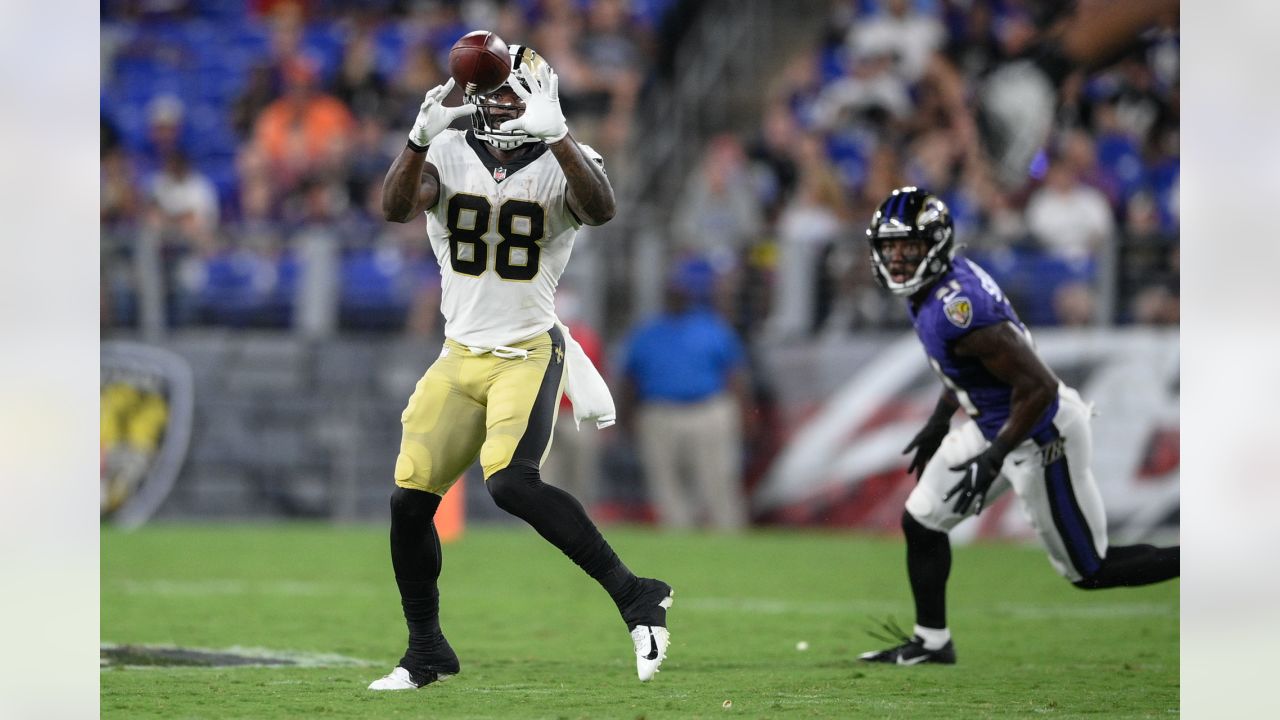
[423,129,602,348]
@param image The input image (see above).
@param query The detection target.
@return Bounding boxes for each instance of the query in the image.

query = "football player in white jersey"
[367,45,673,691]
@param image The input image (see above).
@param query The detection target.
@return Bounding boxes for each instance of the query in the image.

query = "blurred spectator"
[1024,157,1115,263]
[745,101,801,224]
[140,95,188,172]
[1090,99,1147,204]
[532,10,601,118]
[812,40,912,131]
[1107,55,1166,143]
[102,145,140,230]
[329,26,391,120]
[1058,128,1121,208]
[582,0,642,86]
[385,43,449,128]
[232,64,282,139]
[145,150,220,250]
[846,0,945,84]
[140,146,221,327]
[856,142,905,214]
[765,133,848,340]
[407,0,468,55]
[353,173,442,337]
[354,114,398,196]
[1131,282,1178,325]
[290,177,346,337]
[250,54,356,191]
[1142,118,1180,232]
[492,1,524,44]
[620,258,751,531]
[405,274,443,337]
[941,0,1003,79]
[264,0,307,63]
[1052,282,1096,327]
[578,0,644,153]
[101,113,123,159]
[773,48,827,128]
[1118,191,1178,325]
[673,134,763,270]
[903,129,962,193]
[971,178,1027,251]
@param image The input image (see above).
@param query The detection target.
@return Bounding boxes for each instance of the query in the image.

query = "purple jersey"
[908,257,1059,441]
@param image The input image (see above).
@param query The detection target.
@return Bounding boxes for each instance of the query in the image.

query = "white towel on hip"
[557,321,616,430]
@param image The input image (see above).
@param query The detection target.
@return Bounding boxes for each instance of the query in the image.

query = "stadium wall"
[102,328,1178,543]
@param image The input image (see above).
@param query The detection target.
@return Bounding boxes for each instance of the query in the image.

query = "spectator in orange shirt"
[251,54,356,190]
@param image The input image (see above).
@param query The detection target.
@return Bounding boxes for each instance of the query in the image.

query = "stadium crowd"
[101,0,1179,339]
[710,0,1180,339]
[101,0,672,331]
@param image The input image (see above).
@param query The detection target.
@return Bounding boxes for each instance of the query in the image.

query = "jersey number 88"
[446,193,545,281]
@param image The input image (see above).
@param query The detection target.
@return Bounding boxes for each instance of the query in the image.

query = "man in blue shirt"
[621,258,750,530]
[858,187,1179,665]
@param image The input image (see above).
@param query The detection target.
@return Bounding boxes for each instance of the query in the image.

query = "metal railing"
[598,0,829,332]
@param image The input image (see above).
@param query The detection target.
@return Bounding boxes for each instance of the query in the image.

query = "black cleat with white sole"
[859,635,956,666]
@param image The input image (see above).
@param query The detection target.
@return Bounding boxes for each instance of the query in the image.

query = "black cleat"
[859,635,956,665]
[370,635,460,690]
[619,577,674,631]
[859,618,955,665]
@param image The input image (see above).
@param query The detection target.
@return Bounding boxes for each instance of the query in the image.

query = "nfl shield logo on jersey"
[944,297,973,328]
[493,166,508,182]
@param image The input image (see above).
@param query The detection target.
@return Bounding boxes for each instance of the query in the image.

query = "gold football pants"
[393,327,566,496]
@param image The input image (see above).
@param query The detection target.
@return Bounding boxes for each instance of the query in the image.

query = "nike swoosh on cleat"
[897,654,929,666]
[645,631,659,661]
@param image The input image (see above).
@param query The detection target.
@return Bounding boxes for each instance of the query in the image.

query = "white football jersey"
[424,129,600,348]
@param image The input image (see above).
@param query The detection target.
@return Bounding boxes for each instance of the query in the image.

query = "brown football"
[448,31,510,96]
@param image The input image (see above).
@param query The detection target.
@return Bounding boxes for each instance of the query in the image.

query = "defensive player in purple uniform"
[858,187,1179,665]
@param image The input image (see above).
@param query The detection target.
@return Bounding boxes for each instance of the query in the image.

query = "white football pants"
[905,386,1109,583]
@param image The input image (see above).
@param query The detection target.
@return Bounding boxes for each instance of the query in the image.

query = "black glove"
[902,418,950,480]
[943,442,1011,515]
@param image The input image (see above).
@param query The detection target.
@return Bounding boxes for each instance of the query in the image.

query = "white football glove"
[408,78,476,149]
[500,64,568,144]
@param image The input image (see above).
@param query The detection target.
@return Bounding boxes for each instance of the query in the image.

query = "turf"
[101,524,1178,718]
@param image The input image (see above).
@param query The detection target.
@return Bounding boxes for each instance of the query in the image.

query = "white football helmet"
[466,44,547,150]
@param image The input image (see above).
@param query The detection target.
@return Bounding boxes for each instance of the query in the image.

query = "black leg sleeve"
[903,510,952,630]
[1074,544,1180,590]
[488,462,640,605]
[389,487,458,672]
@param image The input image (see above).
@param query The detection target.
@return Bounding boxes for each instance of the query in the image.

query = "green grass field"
[101,524,1178,719]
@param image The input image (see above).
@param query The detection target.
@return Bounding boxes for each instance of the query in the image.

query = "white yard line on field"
[112,579,380,597]
[678,596,1175,620]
